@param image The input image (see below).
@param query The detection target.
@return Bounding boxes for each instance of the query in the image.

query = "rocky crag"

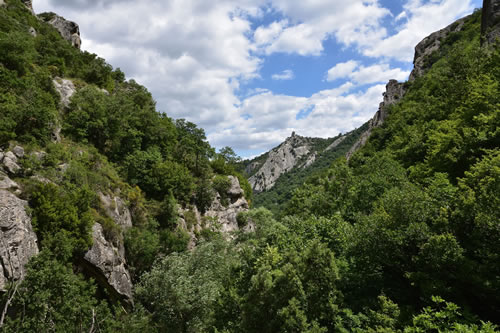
[482,0,500,44]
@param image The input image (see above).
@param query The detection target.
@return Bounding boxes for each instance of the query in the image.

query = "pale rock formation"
[12,146,24,158]
[249,133,311,192]
[325,135,346,152]
[83,224,133,304]
[99,192,133,229]
[0,190,39,290]
[0,172,19,190]
[53,78,76,108]
[2,152,21,175]
[409,16,470,81]
[39,13,81,49]
[346,80,405,160]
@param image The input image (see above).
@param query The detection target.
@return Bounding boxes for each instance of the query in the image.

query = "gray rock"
[325,135,346,152]
[53,78,76,108]
[347,80,405,160]
[227,175,244,198]
[0,172,19,190]
[39,14,81,49]
[98,193,133,229]
[482,0,500,45]
[83,223,133,304]
[28,26,37,37]
[3,152,21,175]
[12,145,24,158]
[0,151,4,163]
[57,163,69,173]
[409,16,470,81]
[249,133,312,192]
[0,190,39,290]
[0,0,6,8]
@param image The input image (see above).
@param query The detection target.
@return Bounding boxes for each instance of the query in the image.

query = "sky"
[33,0,482,158]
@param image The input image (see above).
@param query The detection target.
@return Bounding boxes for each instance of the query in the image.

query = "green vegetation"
[0,2,498,332]
[249,124,369,216]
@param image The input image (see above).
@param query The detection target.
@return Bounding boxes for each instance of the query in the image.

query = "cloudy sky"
[34,0,481,158]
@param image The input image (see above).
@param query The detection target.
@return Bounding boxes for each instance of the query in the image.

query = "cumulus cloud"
[32,0,478,157]
[327,61,410,85]
[361,0,476,61]
[272,69,294,80]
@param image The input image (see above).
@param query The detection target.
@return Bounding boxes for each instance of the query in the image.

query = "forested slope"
[0,0,498,332]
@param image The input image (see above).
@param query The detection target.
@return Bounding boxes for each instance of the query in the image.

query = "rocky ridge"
[346,79,406,160]
[248,132,313,192]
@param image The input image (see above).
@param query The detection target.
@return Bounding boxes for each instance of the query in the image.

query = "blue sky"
[34,0,482,158]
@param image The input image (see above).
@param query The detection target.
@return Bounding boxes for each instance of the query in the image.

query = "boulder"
[0,172,19,190]
[53,78,76,108]
[28,26,37,37]
[39,13,81,49]
[83,223,133,305]
[2,152,21,175]
[21,0,33,14]
[0,190,39,290]
[12,145,24,158]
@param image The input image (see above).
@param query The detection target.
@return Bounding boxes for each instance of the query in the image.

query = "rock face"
[347,80,405,160]
[0,172,19,190]
[99,193,133,229]
[0,190,39,290]
[53,78,76,108]
[39,13,81,49]
[180,175,251,248]
[409,16,470,81]
[482,0,500,44]
[205,176,250,233]
[82,192,133,305]
[249,133,312,192]
[1,151,21,175]
[83,224,133,304]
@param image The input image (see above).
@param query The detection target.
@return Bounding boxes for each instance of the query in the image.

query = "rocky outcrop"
[0,0,6,8]
[205,176,250,233]
[325,135,346,152]
[83,223,133,305]
[249,133,312,192]
[180,175,251,248]
[0,172,19,190]
[482,0,500,45]
[1,151,21,175]
[82,192,133,305]
[39,13,81,49]
[0,190,39,290]
[347,80,405,160]
[53,78,76,108]
[409,16,470,81]
[99,193,133,229]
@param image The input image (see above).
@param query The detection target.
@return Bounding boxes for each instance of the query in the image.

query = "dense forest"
[0,0,499,332]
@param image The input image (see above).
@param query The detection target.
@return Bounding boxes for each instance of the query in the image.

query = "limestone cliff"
[346,80,406,160]
[38,12,81,49]
[0,190,39,291]
[248,133,313,192]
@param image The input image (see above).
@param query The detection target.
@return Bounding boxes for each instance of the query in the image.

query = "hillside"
[242,124,368,215]
[0,0,499,332]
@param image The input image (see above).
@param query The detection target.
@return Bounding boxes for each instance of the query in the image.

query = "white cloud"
[361,0,476,61]
[272,69,294,80]
[32,0,478,157]
[327,61,410,86]
[326,61,359,81]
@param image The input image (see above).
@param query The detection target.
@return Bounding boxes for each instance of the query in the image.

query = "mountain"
[0,0,499,331]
